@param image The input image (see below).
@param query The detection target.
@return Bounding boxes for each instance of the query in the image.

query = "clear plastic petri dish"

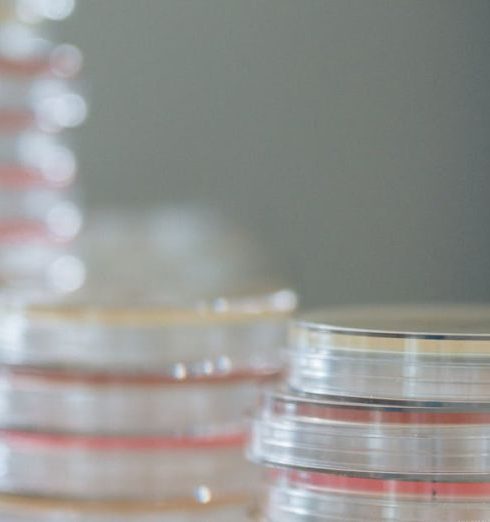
[0,163,74,188]
[0,87,87,133]
[0,429,256,500]
[0,243,84,294]
[0,289,295,372]
[249,390,490,479]
[0,218,77,245]
[0,188,79,221]
[0,201,81,247]
[0,366,278,435]
[0,132,77,189]
[289,305,490,403]
[0,492,251,522]
[0,76,80,109]
[262,468,490,521]
[0,0,76,24]
[0,24,82,77]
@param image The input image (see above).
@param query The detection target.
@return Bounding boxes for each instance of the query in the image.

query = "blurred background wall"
[61,0,490,308]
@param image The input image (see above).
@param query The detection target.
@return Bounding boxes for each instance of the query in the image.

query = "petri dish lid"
[263,468,490,522]
[249,390,490,480]
[73,208,293,302]
[266,467,490,500]
[37,207,297,323]
[289,305,490,402]
[0,363,278,435]
[0,208,296,371]
[23,287,295,324]
[294,304,490,345]
[0,287,293,372]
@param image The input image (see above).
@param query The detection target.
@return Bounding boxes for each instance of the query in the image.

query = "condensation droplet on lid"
[216,355,232,373]
[172,363,187,380]
[194,485,212,504]
[201,360,214,375]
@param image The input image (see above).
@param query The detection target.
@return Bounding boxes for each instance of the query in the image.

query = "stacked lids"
[0,0,85,294]
[249,305,490,521]
[0,209,296,521]
[0,290,294,521]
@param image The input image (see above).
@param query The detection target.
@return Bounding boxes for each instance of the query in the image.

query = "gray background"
[62,0,490,308]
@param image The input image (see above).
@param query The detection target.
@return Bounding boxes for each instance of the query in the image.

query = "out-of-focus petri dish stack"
[0,0,85,294]
[249,305,490,521]
[0,210,296,521]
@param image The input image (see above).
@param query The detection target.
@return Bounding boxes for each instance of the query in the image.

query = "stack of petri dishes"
[0,0,85,293]
[0,210,297,521]
[249,305,490,521]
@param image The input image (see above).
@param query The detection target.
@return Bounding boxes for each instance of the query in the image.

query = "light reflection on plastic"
[172,363,187,380]
[213,298,229,313]
[46,201,82,240]
[37,92,87,131]
[216,355,232,372]
[195,485,212,504]
[271,289,297,312]
[16,0,76,23]
[0,23,47,59]
[19,133,76,185]
[47,254,85,293]
[39,144,76,185]
[50,44,83,77]
[201,360,214,375]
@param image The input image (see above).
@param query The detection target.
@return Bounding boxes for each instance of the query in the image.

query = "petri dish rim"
[0,491,250,514]
[293,304,490,355]
[18,288,297,326]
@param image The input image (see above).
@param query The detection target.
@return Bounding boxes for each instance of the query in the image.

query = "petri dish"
[0,24,82,77]
[249,390,490,479]
[0,90,87,133]
[289,304,490,402]
[0,365,278,435]
[0,188,79,222]
[262,468,490,521]
[0,132,77,189]
[0,289,294,372]
[0,219,77,244]
[0,429,256,500]
[0,243,84,294]
[0,77,80,110]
